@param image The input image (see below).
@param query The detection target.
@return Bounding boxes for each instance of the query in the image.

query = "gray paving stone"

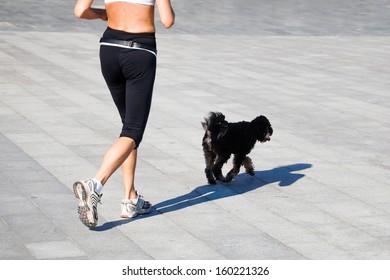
[287,241,354,260]
[200,233,305,260]
[0,219,33,260]
[3,214,67,244]
[346,216,390,238]
[26,240,86,259]
[117,214,226,259]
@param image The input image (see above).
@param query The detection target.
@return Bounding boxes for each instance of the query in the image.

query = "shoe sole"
[120,212,138,219]
[73,181,98,228]
[120,209,152,219]
[120,202,153,219]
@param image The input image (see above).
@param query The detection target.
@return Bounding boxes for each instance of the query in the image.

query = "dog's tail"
[202,112,228,139]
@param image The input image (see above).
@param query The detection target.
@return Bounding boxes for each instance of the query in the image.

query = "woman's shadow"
[92,163,312,231]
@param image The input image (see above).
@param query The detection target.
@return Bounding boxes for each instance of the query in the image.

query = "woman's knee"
[120,129,144,148]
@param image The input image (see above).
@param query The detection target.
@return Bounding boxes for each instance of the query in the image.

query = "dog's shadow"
[92,163,312,231]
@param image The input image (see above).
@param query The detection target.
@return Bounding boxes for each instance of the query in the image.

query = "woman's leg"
[120,147,152,218]
[121,148,138,200]
[94,136,136,185]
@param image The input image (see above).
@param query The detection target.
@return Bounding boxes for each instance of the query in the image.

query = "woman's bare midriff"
[106,3,155,33]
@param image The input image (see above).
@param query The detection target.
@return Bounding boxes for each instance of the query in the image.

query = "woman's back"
[105,0,174,33]
[74,0,174,32]
[106,2,156,33]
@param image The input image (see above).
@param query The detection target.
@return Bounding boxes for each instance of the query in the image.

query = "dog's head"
[251,115,273,142]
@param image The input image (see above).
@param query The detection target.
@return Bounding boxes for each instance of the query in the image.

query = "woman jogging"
[73,0,175,228]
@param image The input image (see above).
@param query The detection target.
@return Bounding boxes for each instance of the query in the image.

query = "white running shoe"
[120,193,152,218]
[73,179,102,228]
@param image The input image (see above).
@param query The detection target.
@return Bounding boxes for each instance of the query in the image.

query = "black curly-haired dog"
[202,112,273,184]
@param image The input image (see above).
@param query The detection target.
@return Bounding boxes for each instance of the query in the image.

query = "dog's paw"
[207,178,217,185]
[205,169,216,184]
[224,175,232,182]
[225,170,238,182]
[217,175,230,183]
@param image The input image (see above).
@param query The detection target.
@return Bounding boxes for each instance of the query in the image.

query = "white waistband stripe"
[100,42,157,57]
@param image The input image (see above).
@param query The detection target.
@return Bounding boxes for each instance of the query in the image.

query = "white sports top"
[104,0,155,5]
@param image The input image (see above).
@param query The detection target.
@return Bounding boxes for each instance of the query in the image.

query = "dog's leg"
[225,154,246,182]
[203,146,217,184]
[243,156,255,176]
[212,154,230,183]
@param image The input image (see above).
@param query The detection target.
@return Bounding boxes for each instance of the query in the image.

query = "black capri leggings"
[99,27,157,147]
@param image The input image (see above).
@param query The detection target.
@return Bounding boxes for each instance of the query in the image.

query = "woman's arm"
[156,0,175,28]
[74,0,107,21]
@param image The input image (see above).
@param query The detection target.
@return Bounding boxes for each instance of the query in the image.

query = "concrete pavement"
[1,0,390,260]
